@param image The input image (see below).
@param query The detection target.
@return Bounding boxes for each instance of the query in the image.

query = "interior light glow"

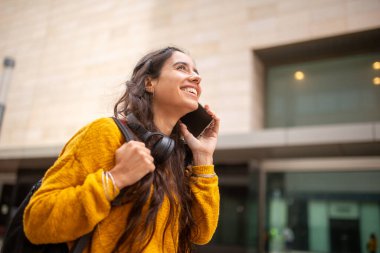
[294,71,304,80]
[373,61,380,70]
[373,77,380,86]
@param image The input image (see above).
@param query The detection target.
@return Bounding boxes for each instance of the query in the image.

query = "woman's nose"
[189,73,201,84]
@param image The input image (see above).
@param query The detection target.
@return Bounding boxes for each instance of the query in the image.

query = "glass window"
[202,165,259,253]
[266,171,380,253]
[266,53,380,128]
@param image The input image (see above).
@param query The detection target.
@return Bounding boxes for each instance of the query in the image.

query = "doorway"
[330,219,360,253]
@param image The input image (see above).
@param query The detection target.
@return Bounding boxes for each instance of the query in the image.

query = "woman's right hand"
[109,141,155,189]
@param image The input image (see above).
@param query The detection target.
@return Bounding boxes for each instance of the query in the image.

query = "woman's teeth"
[181,87,197,96]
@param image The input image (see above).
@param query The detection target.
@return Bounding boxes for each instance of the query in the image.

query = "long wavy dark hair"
[112,47,197,253]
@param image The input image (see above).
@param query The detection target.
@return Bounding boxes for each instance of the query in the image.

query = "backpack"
[0,179,92,253]
[1,117,132,253]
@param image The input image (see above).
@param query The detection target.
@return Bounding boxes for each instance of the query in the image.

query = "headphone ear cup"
[126,113,175,164]
[151,136,175,164]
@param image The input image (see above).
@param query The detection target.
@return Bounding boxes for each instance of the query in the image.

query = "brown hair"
[113,47,197,253]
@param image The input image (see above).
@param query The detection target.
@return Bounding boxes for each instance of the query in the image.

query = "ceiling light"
[373,77,380,86]
[294,71,304,80]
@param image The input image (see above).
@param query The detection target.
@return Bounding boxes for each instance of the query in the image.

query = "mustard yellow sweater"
[23,118,219,253]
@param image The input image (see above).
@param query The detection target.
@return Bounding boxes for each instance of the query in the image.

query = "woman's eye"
[177,65,186,71]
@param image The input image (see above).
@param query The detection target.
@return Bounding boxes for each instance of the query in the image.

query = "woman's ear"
[145,77,154,94]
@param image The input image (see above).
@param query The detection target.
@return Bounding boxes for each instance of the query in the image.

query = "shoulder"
[74,117,121,141]
[85,117,119,133]
[60,117,123,154]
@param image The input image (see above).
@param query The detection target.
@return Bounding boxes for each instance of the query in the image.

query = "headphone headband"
[126,114,152,142]
[126,113,175,164]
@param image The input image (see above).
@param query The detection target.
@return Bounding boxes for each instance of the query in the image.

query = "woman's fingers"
[180,122,196,140]
[203,104,220,135]
[111,140,156,188]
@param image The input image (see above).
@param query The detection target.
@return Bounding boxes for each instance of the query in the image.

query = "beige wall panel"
[0,0,379,148]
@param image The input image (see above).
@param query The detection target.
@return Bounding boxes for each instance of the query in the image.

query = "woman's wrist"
[190,164,216,178]
[102,171,119,201]
[192,152,213,166]
[109,168,129,189]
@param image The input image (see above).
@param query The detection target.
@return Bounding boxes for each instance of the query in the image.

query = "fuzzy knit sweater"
[23,117,219,253]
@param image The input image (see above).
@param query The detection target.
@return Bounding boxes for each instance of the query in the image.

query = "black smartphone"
[180,103,213,137]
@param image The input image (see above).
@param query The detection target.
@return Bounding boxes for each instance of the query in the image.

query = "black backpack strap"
[71,232,93,253]
[70,118,133,251]
[112,117,134,142]
[70,118,134,251]
[110,117,138,207]
[69,118,133,252]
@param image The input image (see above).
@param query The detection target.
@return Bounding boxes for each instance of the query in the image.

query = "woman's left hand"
[180,105,220,165]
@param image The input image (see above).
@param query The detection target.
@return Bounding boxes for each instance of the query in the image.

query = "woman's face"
[149,51,202,117]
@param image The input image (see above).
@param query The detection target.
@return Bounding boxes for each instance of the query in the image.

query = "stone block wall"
[0,0,379,147]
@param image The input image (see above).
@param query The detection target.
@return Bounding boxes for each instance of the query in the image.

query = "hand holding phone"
[180,104,220,165]
[180,103,213,138]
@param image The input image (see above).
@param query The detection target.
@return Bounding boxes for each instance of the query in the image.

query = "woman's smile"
[180,86,198,98]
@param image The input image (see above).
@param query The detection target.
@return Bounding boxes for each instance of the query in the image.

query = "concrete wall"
[1,0,379,148]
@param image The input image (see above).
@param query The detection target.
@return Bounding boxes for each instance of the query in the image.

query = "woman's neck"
[152,108,180,136]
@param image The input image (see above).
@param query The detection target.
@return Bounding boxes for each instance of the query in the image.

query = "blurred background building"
[0,0,379,252]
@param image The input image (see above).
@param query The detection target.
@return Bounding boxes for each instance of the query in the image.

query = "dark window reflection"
[267,171,380,253]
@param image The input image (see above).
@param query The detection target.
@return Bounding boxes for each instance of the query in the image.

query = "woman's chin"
[187,100,199,112]
[178,103,198,118]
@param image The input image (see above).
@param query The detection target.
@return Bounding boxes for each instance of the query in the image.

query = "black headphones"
[126,113,175,165]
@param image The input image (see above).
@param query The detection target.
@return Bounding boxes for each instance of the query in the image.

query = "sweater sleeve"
[189,165,220,245]
[23,118,122,244]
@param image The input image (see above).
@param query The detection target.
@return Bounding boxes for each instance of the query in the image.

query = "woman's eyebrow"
[173,62,199,74]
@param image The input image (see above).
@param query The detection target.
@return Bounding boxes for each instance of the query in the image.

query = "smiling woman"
[22,47,221,253]
[144,51,203,135]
